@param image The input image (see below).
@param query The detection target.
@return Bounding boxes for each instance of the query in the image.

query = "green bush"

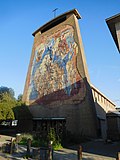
[18,133,33,145]
[47,128,63,150]
[19,130,63,150]
[47,128,56,142]
[20,133,33,141]
[32,139,47,147]
[52,140,63,150]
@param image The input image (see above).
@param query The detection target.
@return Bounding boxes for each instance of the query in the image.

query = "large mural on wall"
[26,25,86,106]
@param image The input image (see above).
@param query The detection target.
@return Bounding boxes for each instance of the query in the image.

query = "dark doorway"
[33,118,66,140]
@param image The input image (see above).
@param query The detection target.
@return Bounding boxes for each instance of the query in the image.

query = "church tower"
[23,9,97,139]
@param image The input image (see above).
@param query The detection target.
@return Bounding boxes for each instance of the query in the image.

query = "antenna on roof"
[52,8,58,18]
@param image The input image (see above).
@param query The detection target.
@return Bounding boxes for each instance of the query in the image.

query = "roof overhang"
[106,13,120,53]
[33,117,66,120]
[91,84,116,106]
[32,9,81,37]
[107,111,120,117]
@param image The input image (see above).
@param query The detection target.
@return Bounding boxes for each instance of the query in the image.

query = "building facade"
[23,9,98,139]
[91,85,116,139]
[22,9,117,140]
[106,13,120,53]
[106,13,120,139]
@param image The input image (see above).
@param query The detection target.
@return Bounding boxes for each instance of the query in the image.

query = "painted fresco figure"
[28,26,79,101]
[53,50,74,95]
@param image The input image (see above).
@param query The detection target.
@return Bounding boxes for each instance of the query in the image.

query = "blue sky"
[0,0,120,106]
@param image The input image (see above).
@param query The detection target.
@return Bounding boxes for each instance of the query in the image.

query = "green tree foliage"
[47,128,56,142]
[17,94,23,102]
[0,86,32,121]
[0,86,15,99]
[0,86,16,120]
[0,93,17,108]
[14,94,32,120]
[13,103,32,120]
[47,128,63,150]
[0,103,15,120]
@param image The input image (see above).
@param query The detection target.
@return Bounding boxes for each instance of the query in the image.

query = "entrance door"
[33,118,66,140]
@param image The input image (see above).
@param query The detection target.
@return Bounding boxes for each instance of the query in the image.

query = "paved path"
[0,148,116,160]
[54,148,116,160]
[54,139,120,160]
[0,135,119,160]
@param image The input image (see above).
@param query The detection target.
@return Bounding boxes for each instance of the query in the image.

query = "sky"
[0,0,120,106]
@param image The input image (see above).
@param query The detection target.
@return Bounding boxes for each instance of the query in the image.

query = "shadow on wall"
[29,77,98,139]
[29,79,87,106]
[94,100,107,139]
[107,112,120,140]
[94,99,106,119]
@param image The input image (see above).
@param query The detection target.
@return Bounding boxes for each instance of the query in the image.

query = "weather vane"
[52,8,58,18]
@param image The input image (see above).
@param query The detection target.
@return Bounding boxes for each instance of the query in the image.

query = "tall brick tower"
[23,9,97,139]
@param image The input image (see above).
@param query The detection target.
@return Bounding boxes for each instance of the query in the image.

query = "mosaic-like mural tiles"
[26,25,86,105]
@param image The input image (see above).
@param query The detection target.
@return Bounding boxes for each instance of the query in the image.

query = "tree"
[0,86,30,121]
[13,104,32,120]
[0,86,15,100]
[0,86,16,120]
[17,94,23,102]
[0,93,17,108]
[0,103,14,120]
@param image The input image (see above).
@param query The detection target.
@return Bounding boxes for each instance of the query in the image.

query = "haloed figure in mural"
[27,25,85,105]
